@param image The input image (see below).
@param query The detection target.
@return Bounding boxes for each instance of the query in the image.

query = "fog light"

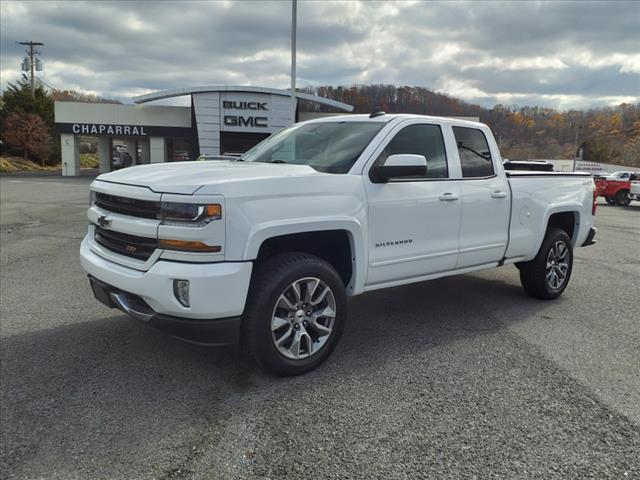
[173,279,190,307]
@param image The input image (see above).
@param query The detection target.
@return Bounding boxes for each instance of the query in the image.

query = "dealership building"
[54,86,354,176]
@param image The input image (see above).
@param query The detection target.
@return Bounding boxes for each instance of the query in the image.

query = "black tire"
[519,228,573,300]
[243,253,347,376]
[615,190,631,206]
[605,196,616,205]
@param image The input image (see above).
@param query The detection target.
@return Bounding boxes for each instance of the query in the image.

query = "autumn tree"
[302,84,640,164]
[50,89,120,104]
[3,112,51,165]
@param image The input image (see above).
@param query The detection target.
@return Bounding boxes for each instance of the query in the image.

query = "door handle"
[491,191,507,199]
[439,193,459,201]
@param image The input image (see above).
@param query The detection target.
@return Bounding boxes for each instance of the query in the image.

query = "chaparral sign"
[72,124,148,135]
[55,123,193,137]
[575,160,604,173]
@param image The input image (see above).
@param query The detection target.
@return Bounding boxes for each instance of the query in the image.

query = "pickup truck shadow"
[340,272,547,364]
[1,269,557,476]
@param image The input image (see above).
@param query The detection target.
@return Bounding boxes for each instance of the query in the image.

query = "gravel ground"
[1,176,639,479]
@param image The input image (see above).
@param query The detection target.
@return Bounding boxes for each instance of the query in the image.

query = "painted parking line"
[6,179,90,186]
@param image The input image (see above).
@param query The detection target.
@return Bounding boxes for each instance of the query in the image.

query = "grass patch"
[0,155,59,173]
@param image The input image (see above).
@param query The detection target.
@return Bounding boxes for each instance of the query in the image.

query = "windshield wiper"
[458,144,492,162]
[269,160,290,164]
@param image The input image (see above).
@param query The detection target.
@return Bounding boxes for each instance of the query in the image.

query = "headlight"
[89,190,96,206]
[161,202,222,226]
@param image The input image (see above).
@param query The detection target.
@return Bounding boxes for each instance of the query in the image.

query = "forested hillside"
[301,85,640,166]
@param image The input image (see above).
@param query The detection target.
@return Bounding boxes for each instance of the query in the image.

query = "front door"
[365,122,462,287]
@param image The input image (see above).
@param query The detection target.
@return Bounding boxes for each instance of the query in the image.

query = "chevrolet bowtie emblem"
[97,215,111,227]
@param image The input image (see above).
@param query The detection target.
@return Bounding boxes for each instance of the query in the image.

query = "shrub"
[3,112,51,166]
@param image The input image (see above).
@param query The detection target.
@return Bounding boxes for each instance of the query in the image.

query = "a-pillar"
[60,134,80,176]
[139,138,150,164]
[150,137,166,163]
[97,137,111,173]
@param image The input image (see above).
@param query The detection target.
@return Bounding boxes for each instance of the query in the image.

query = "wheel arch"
[533,206,582,256]
[244,218,367,295]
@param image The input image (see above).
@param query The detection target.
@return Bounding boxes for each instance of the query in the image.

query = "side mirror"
[370,154,427,183]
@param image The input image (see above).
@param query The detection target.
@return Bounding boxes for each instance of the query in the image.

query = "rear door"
[364,121,462,286]
[452,126,510,268]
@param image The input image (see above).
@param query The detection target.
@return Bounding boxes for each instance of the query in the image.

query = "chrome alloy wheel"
[546,240,569,290]
[271,277,336,360]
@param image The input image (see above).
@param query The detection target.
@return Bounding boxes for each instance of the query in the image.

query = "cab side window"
[376,124,448,179]
[453,127,495,178]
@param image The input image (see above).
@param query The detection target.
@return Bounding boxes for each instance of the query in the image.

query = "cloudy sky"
[1,0,638,110]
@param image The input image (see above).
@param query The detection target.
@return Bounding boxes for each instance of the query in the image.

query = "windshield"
[240,121,385,173]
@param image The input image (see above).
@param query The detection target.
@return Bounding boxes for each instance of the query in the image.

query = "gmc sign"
[224,116,268,127]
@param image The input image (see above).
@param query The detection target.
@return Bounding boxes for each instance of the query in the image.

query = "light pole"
[290,0,297,125]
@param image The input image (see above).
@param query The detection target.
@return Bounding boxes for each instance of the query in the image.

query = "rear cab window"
[452,126,495,178]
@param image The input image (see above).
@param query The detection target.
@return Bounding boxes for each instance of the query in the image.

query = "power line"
[36,77,56,91]
[17,41,44,97]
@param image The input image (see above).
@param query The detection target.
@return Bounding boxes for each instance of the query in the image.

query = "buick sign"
[222,101,268,111]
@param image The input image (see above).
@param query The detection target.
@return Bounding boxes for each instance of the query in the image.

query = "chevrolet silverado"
[81,113,597,375]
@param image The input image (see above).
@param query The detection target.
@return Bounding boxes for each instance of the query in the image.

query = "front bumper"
[89,276,241,345]
[80,235,252,320]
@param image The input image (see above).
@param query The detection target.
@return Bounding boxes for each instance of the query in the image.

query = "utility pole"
[572,122,582,172]
[290,0,297,126]
[18,41,43,96]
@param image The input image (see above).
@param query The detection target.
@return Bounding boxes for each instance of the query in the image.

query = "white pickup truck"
[629,175,640,202]
[81,113,597,375]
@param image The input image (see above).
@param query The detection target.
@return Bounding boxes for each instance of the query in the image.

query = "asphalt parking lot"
[1,175,639,480]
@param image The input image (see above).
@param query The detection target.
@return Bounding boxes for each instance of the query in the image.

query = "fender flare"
[532,204,582,256]
[243,217,367,295]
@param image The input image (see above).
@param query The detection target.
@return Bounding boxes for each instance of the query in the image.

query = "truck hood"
[95,161,321,194]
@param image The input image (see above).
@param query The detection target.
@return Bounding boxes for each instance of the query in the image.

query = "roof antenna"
[369,107,385,118]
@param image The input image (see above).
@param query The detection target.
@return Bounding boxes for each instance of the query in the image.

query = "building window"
[167,138,192,161]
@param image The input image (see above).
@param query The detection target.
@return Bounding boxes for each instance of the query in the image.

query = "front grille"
[95,226,158,261]
[95,192,160,219]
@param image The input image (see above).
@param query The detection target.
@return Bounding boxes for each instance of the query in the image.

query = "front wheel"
[243,253,347,376]
[519,228,573,300]
[605,196,616,205]
[616,190,631,206]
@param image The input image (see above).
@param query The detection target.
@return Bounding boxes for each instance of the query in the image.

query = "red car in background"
[596,172,639,206]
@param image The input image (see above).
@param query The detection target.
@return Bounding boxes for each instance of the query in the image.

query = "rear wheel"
[605,196,616,205]
[243,253,347,376]
[616,190,631,206]
[519,228,573,300]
